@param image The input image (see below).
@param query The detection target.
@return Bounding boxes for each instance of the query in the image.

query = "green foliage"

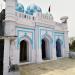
[69,40,75,52]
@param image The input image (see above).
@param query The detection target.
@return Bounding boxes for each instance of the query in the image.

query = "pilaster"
[5,0,17,36]
[64,31,69,57]
[3,38,10,75]
[35,25,42,63]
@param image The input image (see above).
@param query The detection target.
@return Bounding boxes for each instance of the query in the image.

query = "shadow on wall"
[0,9,5,36]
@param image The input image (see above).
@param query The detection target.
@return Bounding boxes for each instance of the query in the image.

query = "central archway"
[56,39,62,57]
[41,38,50,60]
[20,40,28,62]
[41,39,46,59]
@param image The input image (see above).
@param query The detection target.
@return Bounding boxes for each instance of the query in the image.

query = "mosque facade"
[0,0,69,75]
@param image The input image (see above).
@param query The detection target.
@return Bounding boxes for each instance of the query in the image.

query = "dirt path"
[20,58,75,75]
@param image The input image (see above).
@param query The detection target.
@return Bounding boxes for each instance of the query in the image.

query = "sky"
[0,0,75,37]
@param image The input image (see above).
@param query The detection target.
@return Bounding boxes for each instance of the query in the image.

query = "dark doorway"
[41,39,46,60]
[20,40,28,62]
[56,39,61,57]
[0,39,4,75]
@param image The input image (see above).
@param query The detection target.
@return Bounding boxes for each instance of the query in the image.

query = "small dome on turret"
[16,3,24,13]
[25,4,42,15]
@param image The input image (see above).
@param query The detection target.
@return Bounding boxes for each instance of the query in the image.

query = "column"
[3,38,10,75]
[35,25,42,63]
[64,31,69,57]
[52,46,57,60]
[52,33,57,60]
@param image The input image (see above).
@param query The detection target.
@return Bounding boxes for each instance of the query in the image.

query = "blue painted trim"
[38,26,53,49]
[53,32,65,48]
[16,26,34,30]
[38,26,65,49]
[16,27,34,49]
[39,25,54,30]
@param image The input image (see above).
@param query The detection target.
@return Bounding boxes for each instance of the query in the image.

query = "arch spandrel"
[17,35,33,49]
[41,34,53,43]
[56,38,63,45]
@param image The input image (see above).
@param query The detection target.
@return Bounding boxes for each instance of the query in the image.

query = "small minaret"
[4,0,17,36]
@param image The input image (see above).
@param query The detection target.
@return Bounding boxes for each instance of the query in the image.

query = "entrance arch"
[41,37,50,60]
[41,39,46,59]
[56,39,62,57]
[20,40,28,62]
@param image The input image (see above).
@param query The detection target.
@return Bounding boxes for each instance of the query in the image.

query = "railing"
[16,12,53,21]
[35,13,53,21]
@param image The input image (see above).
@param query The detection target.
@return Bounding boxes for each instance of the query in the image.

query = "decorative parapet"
[16,12,34,21]
[15,12,35,25]
[16,12,54,25]
[34,12,53,20]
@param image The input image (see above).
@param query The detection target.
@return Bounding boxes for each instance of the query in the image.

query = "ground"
[20,58,75,75]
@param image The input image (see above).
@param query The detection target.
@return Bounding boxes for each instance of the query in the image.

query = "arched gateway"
[56,39,62,57]
[41,39,47,60]
[41,35,52,60]
[20,40,28,62]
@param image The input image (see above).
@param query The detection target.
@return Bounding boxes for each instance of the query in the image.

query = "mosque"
[0,0,69,75]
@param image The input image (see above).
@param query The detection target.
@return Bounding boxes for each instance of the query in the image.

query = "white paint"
[2,0,69,75]
[3,38,10,75]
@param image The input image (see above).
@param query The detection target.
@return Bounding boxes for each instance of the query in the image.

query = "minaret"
[4,0,17,36]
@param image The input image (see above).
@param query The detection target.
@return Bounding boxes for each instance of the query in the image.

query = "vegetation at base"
[69,40,75,52]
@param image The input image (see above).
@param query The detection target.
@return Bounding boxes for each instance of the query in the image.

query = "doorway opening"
[56,39,62,57]
[41,38,50,60]
[20,40,28,62]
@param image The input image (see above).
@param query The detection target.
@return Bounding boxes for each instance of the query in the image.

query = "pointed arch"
[56,38,63,57]
[20,40,28,62]
[41,34,53,60]
[19,36,32,63]
[42,34,53,43]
